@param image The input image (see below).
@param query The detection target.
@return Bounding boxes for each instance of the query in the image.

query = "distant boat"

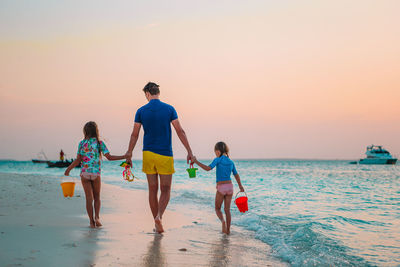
[47,160,81,168]
[350,145,397,165]
[32,159,50,164]
[32,150,50,164]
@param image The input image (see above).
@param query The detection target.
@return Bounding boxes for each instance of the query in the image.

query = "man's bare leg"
[146,174,159,220]
[154,174,172,233]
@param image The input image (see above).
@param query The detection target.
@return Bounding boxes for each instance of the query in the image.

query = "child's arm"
[104,153,126,161]
[233,173,245,192]
[100,141,126,161]
[64,154,82,176]
[193,156,212,171]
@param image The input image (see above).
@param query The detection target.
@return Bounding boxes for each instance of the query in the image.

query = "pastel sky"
[1,0,399,160]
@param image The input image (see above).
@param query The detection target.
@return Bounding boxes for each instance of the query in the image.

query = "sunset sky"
[1,0,399,160]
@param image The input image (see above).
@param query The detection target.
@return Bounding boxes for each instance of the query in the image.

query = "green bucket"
[186,163,198,178]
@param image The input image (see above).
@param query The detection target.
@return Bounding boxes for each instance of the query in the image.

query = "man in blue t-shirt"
[126,82,194,233]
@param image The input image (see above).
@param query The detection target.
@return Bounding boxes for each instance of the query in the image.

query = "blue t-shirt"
[134,99,178,157]
[209,155,238,183]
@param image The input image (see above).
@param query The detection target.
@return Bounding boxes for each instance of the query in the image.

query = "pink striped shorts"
[217,183,233,196]
[80,172,100,181]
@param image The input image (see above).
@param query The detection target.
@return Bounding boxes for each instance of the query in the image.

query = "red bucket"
[234,191,248,213]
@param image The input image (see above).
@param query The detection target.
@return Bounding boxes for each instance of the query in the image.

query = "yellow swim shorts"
[142,151,175,175]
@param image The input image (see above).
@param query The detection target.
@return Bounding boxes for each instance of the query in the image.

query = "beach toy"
[60,177,75,197]
[186,163,198,178]
[234,191,248,213]
[120,161,138,182]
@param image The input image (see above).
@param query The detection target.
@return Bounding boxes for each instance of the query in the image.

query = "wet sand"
[0,172,286,266]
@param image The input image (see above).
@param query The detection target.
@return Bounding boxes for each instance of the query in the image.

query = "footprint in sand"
[62,242,78,248]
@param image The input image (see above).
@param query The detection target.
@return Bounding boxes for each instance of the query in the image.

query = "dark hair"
[143,82,160,95]
[83,121,102,158]
[214,141,229,158]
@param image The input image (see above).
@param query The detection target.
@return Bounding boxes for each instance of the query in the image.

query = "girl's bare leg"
[224,194,233,235]
[215,191,227,233]
[92,176,102,227]
[81,177,95,228]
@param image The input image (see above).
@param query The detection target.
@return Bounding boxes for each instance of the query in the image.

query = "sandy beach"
[0,172,285,267]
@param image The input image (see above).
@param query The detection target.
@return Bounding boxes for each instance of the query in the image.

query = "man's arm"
[126,122,142,159]
[171,119,194,164]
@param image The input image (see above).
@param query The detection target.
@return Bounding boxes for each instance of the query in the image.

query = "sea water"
[1,160,399,266]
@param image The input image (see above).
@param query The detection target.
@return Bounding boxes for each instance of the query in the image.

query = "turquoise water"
[1,160,399,266]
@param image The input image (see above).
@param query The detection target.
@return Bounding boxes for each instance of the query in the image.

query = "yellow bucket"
[61,182,75,197]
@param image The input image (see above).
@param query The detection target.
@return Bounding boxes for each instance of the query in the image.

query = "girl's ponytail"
[214,141,229,158]
[83,121,102,159]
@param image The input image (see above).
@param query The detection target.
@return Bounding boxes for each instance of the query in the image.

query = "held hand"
[192,156,197,163]
[187,153,194,164]
[125,152,132,167]
[125,151,132,159]
[126,158,133,167]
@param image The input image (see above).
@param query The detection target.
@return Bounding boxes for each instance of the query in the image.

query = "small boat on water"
[32,159,50,164]
[350,145,397,165]
[32,151,50,164]
[47,160,81,168]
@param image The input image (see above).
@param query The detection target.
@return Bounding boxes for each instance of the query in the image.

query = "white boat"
[353,145,397,165]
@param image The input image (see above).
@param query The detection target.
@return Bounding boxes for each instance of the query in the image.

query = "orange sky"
[1,1,399,160]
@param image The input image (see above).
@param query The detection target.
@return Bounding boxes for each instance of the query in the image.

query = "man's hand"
[126,159,132,167]
[187,153,194,164]
[125,153,133,167]
[125,151,132,159]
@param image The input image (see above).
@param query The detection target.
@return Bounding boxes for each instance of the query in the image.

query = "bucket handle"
[60,175,77,183]
[189,162,194,169]
[234,190,247,200]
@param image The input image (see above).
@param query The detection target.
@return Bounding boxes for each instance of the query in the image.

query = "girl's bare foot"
[222,221,227,234]
[95,218,102,227]
[154,216,164,233]
[90,220,96,228]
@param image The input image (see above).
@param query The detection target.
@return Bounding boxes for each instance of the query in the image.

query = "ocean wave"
[235,214,371,267]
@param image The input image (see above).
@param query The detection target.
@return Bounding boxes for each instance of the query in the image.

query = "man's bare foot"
[90,220,96,228]
[226,228,230,235]
[222,221,227,234]
[95,218,102,227]
[154,216,164,233]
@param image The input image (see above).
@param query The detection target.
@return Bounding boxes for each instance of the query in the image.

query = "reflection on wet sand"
[209,235,230,267]
[82,228,101,266]
[142,234,165,267]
